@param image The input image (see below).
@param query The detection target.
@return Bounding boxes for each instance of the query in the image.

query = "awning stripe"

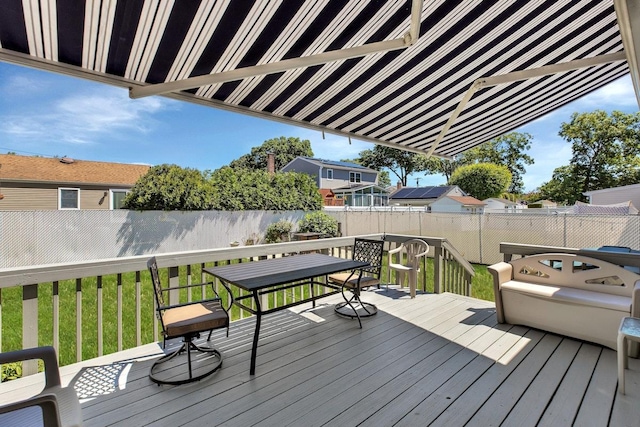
[0,0,632,158]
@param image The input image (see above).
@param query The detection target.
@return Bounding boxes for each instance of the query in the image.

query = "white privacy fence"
[329,211,640,265]
[0,210,638,267]
[0,210,305,268]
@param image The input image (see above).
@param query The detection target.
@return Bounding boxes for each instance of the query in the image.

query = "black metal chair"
[147,257,232,385]
[329,238,384,328]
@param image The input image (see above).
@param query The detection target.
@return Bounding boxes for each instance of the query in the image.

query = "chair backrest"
[147,257,167,330]
[402,239,429,269]
[353,238,384,277]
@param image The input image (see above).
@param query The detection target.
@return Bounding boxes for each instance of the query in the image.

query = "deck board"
[2,289,638,426]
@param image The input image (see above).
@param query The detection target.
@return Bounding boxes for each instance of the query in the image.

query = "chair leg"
[409,271,417,298]
[334,286,377,328]
[150,336,223,386]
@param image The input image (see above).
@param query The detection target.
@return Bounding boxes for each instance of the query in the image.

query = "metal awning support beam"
[130,0,423,99]
[425,51,628,157]
[614,0,640,107]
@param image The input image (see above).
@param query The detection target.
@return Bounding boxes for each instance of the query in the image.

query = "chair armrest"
[160,280,234,311]
[631,280,640,318]
[0,393,61,427]
[388,246,403,255]
[488,262,513,324]
[0,346,60,389]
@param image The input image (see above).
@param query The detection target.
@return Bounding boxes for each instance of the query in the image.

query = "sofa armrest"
[631,280,640,318]
[488,262,513,324]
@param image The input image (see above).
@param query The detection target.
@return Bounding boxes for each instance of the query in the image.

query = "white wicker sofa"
[488,253,640,350]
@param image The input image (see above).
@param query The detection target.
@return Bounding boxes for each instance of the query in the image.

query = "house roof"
[297,157,375,172]
[333,183,388,193]
[390,186,456,200]
[583,182,640,195]
[444,196,486,206]
[485,197,518,206]
[0,2,635,159]
[0,155,150,186]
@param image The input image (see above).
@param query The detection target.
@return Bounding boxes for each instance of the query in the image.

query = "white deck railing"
[0,234,473,375]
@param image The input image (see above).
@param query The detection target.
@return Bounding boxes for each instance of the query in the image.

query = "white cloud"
[572,75,637,109]
[1,86,176,145]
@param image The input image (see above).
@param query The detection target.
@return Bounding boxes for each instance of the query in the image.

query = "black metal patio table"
[204,253,368,375]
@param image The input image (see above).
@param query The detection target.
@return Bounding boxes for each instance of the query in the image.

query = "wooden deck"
[3,289,640,426]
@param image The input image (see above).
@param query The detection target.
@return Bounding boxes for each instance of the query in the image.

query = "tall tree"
[229,136,313,171]
[423,132,533,192]
[538,165,580,205]
[559,110,640,201]
[357,145,429,186]
[449,163,512,200]
[423,156,470,183]
[459,132,533,193]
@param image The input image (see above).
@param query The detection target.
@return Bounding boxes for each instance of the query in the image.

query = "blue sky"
[0,61,638,191]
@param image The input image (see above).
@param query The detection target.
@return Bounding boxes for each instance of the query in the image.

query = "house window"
[327,169,333,180]
[349,172,361,183]
[59,188,80,209]
[110,190,129,209]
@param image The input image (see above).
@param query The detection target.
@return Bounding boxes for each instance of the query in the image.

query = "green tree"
[423,132,533,193]
[538,165,583,205]
[210,167,321,211]
[449,163,512,200]
[558,110,640,202]
[423,156,470,183]
[229,136,313,171]
[357,145,429,186]
[462,132,534,193]
[123,164,214,210]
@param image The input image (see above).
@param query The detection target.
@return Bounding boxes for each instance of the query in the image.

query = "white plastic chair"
[0,346,82,427]
[388,239,429,298]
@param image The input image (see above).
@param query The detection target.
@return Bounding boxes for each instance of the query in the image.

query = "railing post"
[76,278,82,362]
[433,246,443,294]
[97,276,103,356]
[135,271,141,347]
[22,284,38,375]
[169,266,180,305]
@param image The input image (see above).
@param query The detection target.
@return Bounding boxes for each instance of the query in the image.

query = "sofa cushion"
[501,280,631,313]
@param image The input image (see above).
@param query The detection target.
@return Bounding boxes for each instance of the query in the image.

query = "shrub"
[264,220,294,243]
[297,212,338,236]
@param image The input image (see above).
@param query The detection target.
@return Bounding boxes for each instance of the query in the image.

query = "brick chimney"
[397,181,402,190]
[267,152,275,175]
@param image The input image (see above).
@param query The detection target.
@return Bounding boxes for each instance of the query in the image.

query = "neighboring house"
[0,154,150,210]
[389,186,464,207]
[282,156,387,206]
[531,199,557,208]
[484,198,526,212]
[583,183,640,208]
[319,189,344,207]
[430,195,486,214]
[332,183,389,207]
[281,157,378,189]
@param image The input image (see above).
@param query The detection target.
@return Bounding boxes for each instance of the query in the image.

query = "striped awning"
[0,1,637,158]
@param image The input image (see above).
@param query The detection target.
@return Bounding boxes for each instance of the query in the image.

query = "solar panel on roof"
[391,186,452,199]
